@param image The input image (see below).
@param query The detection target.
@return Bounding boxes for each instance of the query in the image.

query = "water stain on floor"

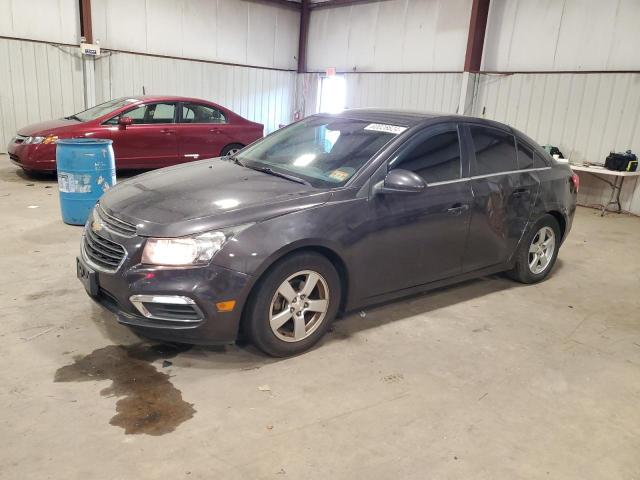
[54,343,195,436]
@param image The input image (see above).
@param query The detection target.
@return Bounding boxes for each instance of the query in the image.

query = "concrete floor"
[1,157,639,479]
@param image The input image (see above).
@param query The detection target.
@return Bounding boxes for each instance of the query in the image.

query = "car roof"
[122,95,219,104]
[327,108,513,132]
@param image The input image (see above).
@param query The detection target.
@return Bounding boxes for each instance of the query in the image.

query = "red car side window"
[181,103,226,124]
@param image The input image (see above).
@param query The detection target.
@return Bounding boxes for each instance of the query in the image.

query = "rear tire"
[507,214,561,284]
[220,143,244,157]
[22,168,50,178]
[244,252,341,357]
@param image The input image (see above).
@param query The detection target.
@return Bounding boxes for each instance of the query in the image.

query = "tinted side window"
[534,152,549,168]
[469,126,517,175]
[391,130,461,183]
[117,103,176,125]
[181,103,226,124]
[517,141,535,169]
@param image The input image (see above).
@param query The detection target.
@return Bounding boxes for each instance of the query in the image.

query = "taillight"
[570,172,580,193]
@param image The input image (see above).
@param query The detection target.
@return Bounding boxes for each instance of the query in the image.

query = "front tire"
[508,214,561,284]
[244,252,341,357]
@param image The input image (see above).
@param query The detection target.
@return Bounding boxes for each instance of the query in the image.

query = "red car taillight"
[570,172,580,193]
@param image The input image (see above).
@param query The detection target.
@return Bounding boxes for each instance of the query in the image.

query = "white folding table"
[569,164,640,216]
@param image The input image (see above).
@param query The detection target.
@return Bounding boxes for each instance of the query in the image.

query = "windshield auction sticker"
[364,123,407,135]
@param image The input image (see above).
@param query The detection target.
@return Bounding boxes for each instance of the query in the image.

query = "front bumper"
[7,141,56,171]
[79,226,254,345]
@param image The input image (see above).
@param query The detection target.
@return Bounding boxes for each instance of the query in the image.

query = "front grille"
[97,205,137,236]
[142,303,202,322]
[84,228,126,270]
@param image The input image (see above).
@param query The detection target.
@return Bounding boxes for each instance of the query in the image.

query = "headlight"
[142,228,240,266]
[27,135,57,145]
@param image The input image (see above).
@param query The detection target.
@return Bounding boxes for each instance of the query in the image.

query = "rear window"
[469,126,517,175]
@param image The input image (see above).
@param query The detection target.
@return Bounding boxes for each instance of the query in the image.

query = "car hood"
[100,159,332,237]
[17,118,81,136]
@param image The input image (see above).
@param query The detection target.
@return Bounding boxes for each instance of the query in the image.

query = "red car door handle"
[210,129,222,134]
[160,129,176,134]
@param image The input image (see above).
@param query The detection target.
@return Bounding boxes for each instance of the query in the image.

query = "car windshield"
[72,98,140,122]
[235,116,403,188]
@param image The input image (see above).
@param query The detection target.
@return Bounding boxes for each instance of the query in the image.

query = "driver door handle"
[447,203,469,215]
[159,129,176,135]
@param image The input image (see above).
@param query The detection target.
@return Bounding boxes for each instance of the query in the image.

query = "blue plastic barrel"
[56,138,115,225]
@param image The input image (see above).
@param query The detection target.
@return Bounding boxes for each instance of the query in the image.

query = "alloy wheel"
[528,226,556,274]
[269,270,330,342]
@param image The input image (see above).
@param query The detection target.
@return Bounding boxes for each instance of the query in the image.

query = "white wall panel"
[298,73,462,115]
[473,72,640,214]
[0,38,85,153]
[483,0,640,71]
[95,51,296,134]
[342,73,463,113]
[307,0,472,72]
[92,0,299,70]
[0,0,80,44]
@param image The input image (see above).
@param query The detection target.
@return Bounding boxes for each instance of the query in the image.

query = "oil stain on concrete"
[55,343,195,435]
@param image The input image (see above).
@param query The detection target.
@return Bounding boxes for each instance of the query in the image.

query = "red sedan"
[7,96,264,174]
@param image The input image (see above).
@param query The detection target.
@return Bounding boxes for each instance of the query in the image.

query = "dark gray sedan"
[77,110,578,356]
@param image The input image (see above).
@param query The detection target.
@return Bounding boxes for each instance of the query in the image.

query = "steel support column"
[464,0,490,72]
[297,0,310,73]
[79,0,93,44]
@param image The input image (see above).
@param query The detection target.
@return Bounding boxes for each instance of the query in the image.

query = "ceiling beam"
[250,0,302,10]
[463,0,490,72]
[297,0,310,73]
[310,0,385,9]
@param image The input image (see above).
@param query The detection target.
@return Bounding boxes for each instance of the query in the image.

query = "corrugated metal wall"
[473,72,640,214]
[483,0,640,71]
[307,0,471,72]
[92,0,300,70]
[297,72,462,116]
[0,38,85,152]
[343,73,463,113]
[0,0,80,44]
[94,51,296,135]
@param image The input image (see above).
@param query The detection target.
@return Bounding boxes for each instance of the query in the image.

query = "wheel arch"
[238,241,350,335]
[546,209,566,240]
[220,142,245,156]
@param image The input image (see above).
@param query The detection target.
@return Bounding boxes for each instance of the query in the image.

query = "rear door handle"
[160,129,176,135]
[210,129,222,134]
[447,203,469,215]
[512,188,530,198]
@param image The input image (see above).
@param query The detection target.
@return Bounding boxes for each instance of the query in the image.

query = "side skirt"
[345,263,511,313]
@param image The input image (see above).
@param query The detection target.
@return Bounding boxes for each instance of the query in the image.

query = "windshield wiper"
[246,165,311,186]
[226,154,244,167]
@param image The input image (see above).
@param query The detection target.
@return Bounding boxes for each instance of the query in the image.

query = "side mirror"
[118,116,133,128]
[374,169,426,195]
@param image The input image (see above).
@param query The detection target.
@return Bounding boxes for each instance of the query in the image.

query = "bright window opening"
[318,76,346,114]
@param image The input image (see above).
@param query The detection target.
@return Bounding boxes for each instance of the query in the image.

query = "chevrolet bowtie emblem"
[91,218,103,233]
